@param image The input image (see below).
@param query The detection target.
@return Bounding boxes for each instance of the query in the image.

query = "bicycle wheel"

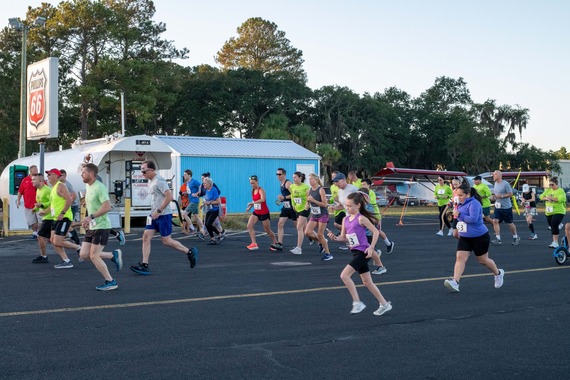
[553,247,568,266]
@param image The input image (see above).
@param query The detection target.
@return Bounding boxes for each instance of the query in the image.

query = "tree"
[215,17,306,82]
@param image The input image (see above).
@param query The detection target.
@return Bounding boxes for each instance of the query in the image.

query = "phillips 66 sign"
[27,57,58,140]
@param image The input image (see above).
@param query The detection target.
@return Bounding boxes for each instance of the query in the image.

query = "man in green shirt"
[473,175,493,224]
[32,173,52,263]
[434,176,453,236]
[79,163,122,291]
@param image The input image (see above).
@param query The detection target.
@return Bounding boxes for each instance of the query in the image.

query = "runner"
[539,177,566,248]
[490,170,520,245]
[361,178,395,259]
[45,168,81,269]
[130,160,198,275]
[274,168,296,251]
[289,171,310,255]
[59,169,81,245]
[180,169,205,239]
[331,172,358,250]
[347,171,362,189]
[449,177,462,238]
[202,177,224,245]
[473,175,493,225]
[444,181,504,293]
[245,175,278,251]
[434,175,453,236]
[16,164,39,239]
[520,183,538,240]
[327,192,392,316]
[78,163,122,291]
[31,173,52,263]
[304,173,332,260]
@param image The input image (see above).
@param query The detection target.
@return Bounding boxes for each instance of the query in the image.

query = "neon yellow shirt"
[540,187,566,216]
[434,184,453,207]
[473,183,492,208]
[50,181,73,220]
[289,183,310,213]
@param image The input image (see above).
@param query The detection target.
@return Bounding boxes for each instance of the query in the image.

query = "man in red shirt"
[16,165,39,239]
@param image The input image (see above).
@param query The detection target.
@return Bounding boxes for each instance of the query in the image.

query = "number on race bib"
[546,206,554,213]
[456,221,467,233]
[253,203,261,210]
[494,202,502,209]
[146,215,153,225]
[89,219,97,229]
[438,189,445,195]
[310,206,321,215]
[282,201,291,209]
[293,197,302,205]
[346,233,360,247]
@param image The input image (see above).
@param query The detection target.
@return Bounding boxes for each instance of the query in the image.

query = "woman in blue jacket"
[444,182,505,293]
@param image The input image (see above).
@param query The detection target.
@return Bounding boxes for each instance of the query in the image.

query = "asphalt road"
[1,214,569,379]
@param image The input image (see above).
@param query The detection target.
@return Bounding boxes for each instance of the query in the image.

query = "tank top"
[252,187,269,215]
[280,179,293,209]
[308,186,328,217]
[522,191,536,208]
[343,213,369,252]
[50,181,73,220]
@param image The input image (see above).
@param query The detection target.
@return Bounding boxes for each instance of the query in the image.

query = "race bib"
[51,208,55,217]
[89,219,97,229]
[456,221,467,233]
[310,206,321,215]
[495,202,502,209]
[437,189,445,195]
[546,206,554,213]
[146,215,152,225]
[253,203,261,210]
[293,197,302,205]
[282,201,291,209]
[453,196,459,204]
[346,233,360,247]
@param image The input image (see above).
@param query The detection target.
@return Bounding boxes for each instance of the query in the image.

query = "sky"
[3,0,569,152]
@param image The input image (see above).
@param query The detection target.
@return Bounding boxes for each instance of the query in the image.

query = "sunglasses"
[249,176,258,180]
[141,169,153,174]
[276,173,283,176]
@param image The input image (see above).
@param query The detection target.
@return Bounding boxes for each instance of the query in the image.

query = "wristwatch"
[89,214,95,219]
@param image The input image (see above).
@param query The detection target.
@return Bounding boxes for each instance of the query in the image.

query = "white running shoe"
[289,247,303,255]
[494,269,504,288]
[372,266,387,275]
[373,301,392,316]
[436,230,444,236]
[444,278,460,292]
[447,229,453,236]
[350,301,366,315]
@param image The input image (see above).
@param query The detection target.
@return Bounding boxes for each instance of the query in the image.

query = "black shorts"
[38,219,53,239]
[335,211,346,226]
[493,208,513,224]
[296,209,310,218]
[279,208,298,221]
[253,212,270,222]
[348,250,371,274]
[83,229,110,246]
[52,218,72,236]
[457,232,490,256]
[452,219,458,229]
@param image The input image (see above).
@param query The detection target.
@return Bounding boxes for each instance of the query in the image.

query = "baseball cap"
[473,175,482,181]
[332,173,346,182]
[522,184,530,192]
[46,168,62,177]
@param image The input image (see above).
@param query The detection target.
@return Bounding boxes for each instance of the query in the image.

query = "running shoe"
[117,230,126,246]
[494,269,504,288]
[512,236,521,246]
[447,229,453,236]
[111,249,123,271]
[491,239,502,245]
[319,243,325,254]
[270,242,283,251]
[376,249,382,257]
[130,262,150,275]
[549,242,559,248]
[247,243,259,251]
[338,245,349,251]
[32,255,49,264]
[386,242,395,254]
[54,261,74,269]
[309,238,316,246]
[444,278,460,292]
[196,232,205,241]
[96,279,118,291]
[76,245,84,262]
[372,266,387,275]
[187,247,198,268]
[207,239,218,245]
[350,301,366,315]
[529,234,538,240]
[436,230,444,236]
[219,229,227,241]
[290,247,302,255]
[321,253,333,261]
[373,301,392,316]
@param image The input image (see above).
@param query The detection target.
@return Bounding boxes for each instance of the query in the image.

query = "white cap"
[522,184,530,192]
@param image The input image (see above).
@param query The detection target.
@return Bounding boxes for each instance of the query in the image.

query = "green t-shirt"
[85,180,112,229]
[540,187,566,216]
[367,189,381,218]
[289,182,310,213]
[35,184,53,220]
[329,183,343,216]
[434,184,453,207]
[473,183,492,208]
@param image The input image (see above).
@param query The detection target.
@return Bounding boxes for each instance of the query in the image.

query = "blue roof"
[155,136,320,160]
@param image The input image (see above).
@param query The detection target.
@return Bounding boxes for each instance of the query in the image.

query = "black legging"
[546,214,564,235]
[205,210,220,238]
[438,205,451,230]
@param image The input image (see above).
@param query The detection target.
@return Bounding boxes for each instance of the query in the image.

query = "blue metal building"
[155,136,321,214]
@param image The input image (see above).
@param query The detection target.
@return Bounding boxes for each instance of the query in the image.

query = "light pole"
[8,16,47,159]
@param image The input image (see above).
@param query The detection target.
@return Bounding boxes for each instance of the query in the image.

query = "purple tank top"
[343,213,369,252]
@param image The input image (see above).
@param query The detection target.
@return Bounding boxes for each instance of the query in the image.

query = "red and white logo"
[28,68,47,128]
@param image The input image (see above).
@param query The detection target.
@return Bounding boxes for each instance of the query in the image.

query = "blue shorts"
[146,214,173,237]
[482,207,491,217]
[493,208,513,224]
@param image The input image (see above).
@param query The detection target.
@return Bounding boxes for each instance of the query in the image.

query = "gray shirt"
[493,180,512,209]
[338,184,358,209]
[149,174,172,215]
[64,181,79,206]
